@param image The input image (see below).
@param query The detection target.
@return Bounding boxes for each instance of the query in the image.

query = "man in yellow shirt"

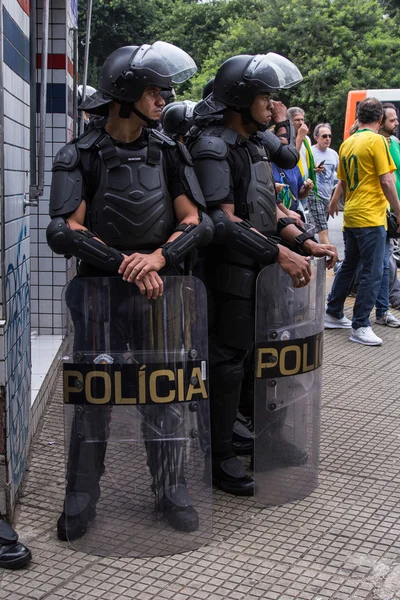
[325,97,400,345]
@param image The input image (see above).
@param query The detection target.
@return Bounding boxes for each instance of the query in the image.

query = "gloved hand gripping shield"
[62,276,212,556]
[254,258,325,506]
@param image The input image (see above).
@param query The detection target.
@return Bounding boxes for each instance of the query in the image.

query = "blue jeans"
[326,226,386,329]
[375,239,392,318]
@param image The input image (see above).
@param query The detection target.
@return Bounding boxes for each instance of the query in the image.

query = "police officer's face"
[135,86,166,121]
[250,94,273,126]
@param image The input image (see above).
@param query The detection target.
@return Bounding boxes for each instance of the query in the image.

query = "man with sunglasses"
[309,123,339,245]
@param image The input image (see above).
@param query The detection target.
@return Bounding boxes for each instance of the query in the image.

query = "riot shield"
[254,258,325,506]
[62,276,212,557]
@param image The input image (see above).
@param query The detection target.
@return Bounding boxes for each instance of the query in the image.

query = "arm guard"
[160,211,214,269]
[209,208,279,265]
[46,217,124,274]
[259,121,299,169]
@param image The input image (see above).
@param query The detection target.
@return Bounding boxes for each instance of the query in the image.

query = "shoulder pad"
[209,126,239,146]
[52,144,80,171]
[76,127,105,150]
[191,135,229,160]
[149,129,176,148]
[177,142,193,166]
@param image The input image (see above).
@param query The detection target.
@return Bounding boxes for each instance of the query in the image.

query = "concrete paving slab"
[2,286,400,600]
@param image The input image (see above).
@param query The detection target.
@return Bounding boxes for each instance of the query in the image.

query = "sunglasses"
[321,133,332,139]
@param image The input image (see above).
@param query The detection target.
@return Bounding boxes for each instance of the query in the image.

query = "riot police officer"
[0,515,31,569]
[161,100,197,143]
[188,53,337,495]
[47,41,213,541]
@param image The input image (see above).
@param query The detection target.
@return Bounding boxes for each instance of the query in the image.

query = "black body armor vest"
[243,142,277,237]
[87,135,175,252]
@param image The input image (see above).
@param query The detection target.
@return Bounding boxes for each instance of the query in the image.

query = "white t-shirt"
[311,145,339,201]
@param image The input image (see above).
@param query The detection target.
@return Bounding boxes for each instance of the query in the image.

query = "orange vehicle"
[344,89,400,139]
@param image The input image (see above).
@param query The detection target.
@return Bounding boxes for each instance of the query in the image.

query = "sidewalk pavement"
[2,273,400,600]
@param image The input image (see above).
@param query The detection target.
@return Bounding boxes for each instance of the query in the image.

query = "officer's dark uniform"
[0,516,31,569]
[188,53,313,495]
[47,42,213,542]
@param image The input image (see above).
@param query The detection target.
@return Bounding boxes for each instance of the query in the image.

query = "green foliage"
[78,0,155,85]
[79,0,400,145]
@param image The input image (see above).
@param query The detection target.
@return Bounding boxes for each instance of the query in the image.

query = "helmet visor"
[130,41,197,83]
[244,53,303,90]
[194,94,227,117]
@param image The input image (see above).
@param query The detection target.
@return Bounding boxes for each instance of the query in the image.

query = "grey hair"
[287,107,305,120]
[314,122,332,138]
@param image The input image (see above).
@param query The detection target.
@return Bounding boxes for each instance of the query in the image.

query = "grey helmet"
[77,84,97,107]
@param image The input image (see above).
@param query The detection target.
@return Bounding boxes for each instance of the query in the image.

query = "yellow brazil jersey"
[337,129,395,228]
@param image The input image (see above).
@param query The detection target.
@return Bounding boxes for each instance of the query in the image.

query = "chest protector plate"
[88,139,175,251]
[244,143,277,237]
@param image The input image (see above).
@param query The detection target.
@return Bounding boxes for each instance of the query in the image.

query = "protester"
[325,97,400,345]
[287,106,321,202]
[309,123,339,244]
[376,103,400,323]
[272,125,314,218]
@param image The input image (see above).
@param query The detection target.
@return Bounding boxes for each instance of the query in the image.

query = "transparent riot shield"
[62,276,212,557]
[254,258,325,506]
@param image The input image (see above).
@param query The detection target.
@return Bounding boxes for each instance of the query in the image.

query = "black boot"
[0,517,31,569]
[162,487,199,533]
[57,492,97,541]
[213,456,254,496]
[252,437,308,472]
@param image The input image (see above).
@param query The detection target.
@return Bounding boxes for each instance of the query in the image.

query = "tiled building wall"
[0,0,72,515]
[30,0,75,337]
[1,0,31,513]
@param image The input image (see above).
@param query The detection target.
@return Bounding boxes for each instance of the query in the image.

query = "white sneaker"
[324,313,352,329]
[375,312,400,328]
[349,327,383,346]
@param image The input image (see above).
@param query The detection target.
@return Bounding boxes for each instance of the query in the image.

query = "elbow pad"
[209,208,279,265]
[46,217,124,274]
[160,211,214,268]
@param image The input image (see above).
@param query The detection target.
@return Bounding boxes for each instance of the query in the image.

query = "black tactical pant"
[207,287,285,461]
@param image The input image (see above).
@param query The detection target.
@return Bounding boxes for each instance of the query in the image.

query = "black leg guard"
[58,405,110,541]
[143,405,199,533]
[0,517,32,569]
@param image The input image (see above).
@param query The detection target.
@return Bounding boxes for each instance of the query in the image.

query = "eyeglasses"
[321,134,332,139]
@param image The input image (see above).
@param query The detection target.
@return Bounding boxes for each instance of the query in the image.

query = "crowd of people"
[1,39,400,568]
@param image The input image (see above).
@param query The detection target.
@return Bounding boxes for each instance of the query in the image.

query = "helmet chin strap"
[241,108,268,132]
[118,102,160,128]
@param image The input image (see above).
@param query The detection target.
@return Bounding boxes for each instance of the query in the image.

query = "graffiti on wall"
[5,224,30,486]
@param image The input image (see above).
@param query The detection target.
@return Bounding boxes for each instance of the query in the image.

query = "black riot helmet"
[80,41,197,127]
[161,100,197,138]
[160,88,177,105]
[202,78,214,99]
[197,52,302,132]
